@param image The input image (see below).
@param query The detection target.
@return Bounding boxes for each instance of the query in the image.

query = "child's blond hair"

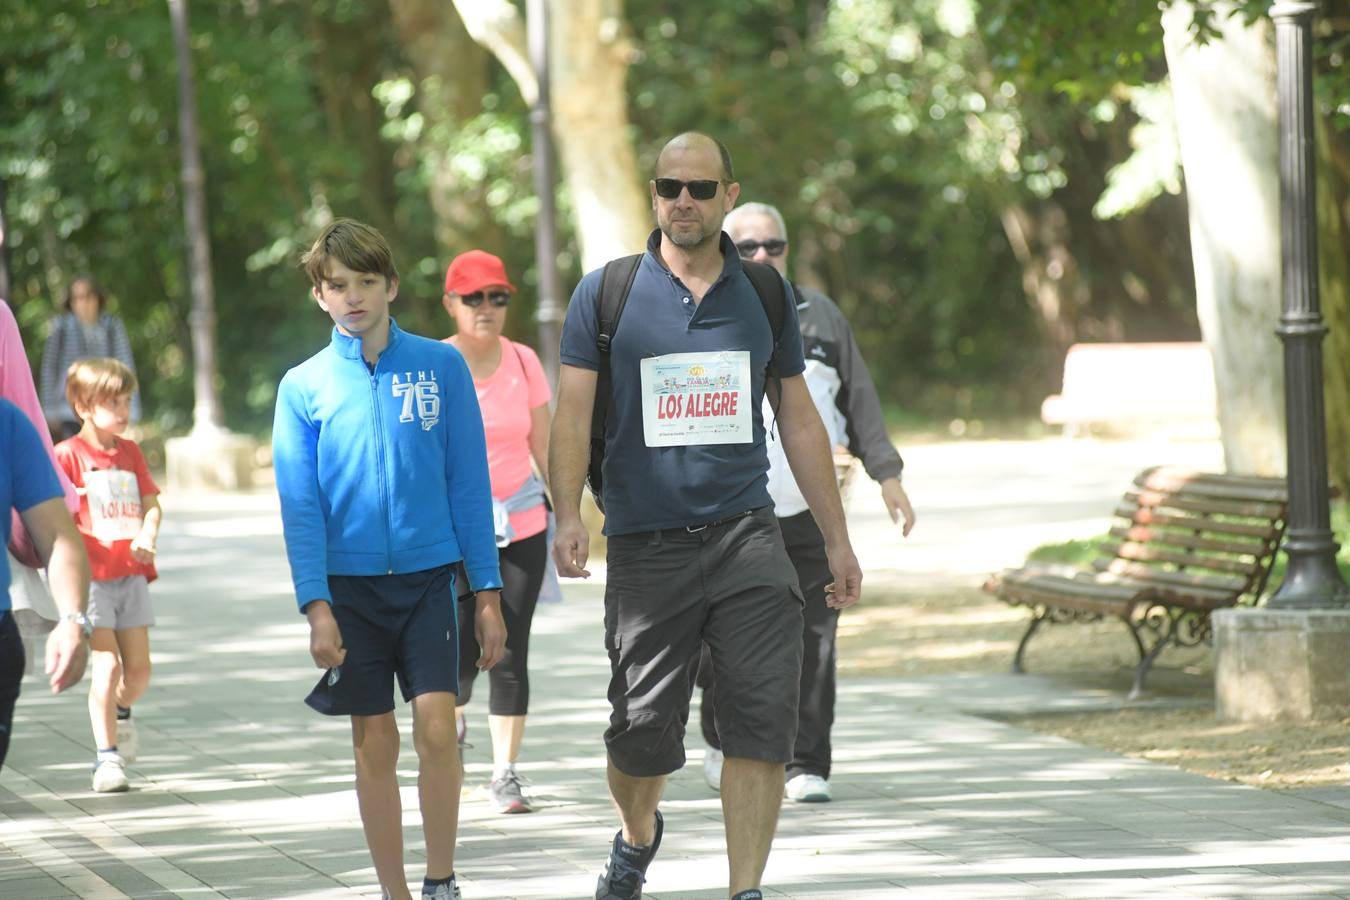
[301,218,399,289]
[66,357,138,418]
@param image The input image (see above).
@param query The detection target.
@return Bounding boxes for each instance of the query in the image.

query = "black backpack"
[586,254,788,511]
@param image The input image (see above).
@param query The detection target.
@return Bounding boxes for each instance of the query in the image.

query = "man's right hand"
[552,516,591,578]
[304,600,346,669]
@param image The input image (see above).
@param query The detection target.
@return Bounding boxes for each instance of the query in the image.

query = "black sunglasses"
[735,239,788,258]
[460,290,511,308]
[654,177,722,201]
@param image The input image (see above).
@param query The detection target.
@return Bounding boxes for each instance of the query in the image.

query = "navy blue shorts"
[304,564,459,717]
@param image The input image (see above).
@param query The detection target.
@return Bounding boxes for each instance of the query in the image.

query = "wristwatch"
[60,612,94,638]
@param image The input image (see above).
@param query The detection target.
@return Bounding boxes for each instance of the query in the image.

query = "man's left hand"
[45,620,88,694]
[880,477,916,536]
[823,544,863,610]
[473,589,507,670]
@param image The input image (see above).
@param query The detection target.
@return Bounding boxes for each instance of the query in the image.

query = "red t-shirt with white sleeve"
[54,435,160,582]
[448,337,552,542]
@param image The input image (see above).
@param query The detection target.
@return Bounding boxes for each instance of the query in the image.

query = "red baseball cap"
[444,250,515,295]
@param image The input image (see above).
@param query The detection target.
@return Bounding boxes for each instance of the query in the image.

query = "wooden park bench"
[1041,342,1219,437]
[983,467,1288,699]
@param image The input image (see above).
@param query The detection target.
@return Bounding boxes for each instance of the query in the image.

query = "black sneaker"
[595,809,663,900]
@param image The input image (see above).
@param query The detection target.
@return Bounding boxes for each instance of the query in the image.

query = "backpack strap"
[587,253,643,511]
[592,253,643,442]
[740,259,789,412]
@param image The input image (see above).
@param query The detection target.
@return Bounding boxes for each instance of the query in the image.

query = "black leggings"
[457,531,547,715]
[0,612,24,769]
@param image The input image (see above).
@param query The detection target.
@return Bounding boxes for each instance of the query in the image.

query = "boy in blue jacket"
[273,218,505,900]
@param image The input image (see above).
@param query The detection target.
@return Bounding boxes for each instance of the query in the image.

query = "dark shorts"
[304,564,459,718]
[603,507,804,777]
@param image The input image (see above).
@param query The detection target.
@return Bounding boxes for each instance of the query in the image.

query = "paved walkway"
[5,437,1350,898]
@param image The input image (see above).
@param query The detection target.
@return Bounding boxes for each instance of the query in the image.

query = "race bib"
[84,468,143,543]
[640,351,752,447]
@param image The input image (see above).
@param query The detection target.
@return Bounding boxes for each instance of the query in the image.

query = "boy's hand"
[304,600,346,669]
[473,589,506,671]
[129,536,157,565]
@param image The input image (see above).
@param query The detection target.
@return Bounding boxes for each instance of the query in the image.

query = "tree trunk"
[387,0,492,254]
[1317,116,1350,496]
[1162,2,1285,475]
[452,0,650,272]
[168,0,224,433]
[999,202,1091,355]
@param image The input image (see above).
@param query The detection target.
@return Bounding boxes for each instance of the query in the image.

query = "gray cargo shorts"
[602,507,804,777]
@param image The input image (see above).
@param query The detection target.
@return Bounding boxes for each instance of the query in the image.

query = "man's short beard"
[664,224,716,248]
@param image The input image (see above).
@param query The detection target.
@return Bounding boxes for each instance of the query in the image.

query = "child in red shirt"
[54,358,161,793]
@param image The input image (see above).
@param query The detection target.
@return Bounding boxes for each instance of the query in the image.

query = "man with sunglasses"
[550,132,862,900]
[699,202,917,805]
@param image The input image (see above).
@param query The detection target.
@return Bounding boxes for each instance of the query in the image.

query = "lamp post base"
[1216,607,1350,722]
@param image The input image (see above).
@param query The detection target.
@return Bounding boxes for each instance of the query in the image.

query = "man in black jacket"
[700,201,916,803]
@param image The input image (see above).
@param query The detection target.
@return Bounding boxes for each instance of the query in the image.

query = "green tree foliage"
[626,0,1197,415]
[3,0,1278,433]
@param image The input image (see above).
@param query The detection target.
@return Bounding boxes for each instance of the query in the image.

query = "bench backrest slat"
[1113,505,1282,540]
[1123,490,1287,521]
[1106,525,1269,557]
[1098,541,1262,576]
[1134,468,1289,502]
[1094,560,1251,593]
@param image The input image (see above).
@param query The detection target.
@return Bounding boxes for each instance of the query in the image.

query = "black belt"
[683,508,759,533]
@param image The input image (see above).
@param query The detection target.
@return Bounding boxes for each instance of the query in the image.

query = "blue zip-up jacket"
[273,318,503,612]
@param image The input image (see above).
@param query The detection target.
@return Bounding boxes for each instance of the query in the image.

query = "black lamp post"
[528,0,564,391]
[1267,0,1350,609]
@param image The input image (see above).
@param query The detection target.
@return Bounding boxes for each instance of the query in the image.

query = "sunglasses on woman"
[653,177,722,201]
[735,239,788,258]
[461,290,511,308]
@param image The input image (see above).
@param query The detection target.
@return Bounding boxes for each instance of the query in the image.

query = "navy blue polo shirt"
[560,230,805,535]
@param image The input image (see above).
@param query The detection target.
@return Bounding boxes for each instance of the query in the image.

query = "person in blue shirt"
[272,219,505,900]
[0,398,92,769]
[551,133,864,900]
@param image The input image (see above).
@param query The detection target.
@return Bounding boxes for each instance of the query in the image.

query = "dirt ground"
[837,584,1350,790]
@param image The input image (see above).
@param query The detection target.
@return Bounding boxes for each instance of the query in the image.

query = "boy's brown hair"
[301,218,399,289]
[65,357,138,417]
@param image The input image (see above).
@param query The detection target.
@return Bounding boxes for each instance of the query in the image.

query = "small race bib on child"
[84,468,143,542]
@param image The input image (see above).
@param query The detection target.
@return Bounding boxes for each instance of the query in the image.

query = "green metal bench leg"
[1012,610,1048,674]
[1124,617,1148,662]
[1128,615,1180,701]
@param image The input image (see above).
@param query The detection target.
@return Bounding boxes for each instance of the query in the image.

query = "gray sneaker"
[488,769,534,814]
[421,875,461,899]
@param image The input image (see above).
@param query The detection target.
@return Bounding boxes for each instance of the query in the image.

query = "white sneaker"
[92,757,129,793]
[785,773,831,803]
[116,718,138,763]
[703,747,723,792]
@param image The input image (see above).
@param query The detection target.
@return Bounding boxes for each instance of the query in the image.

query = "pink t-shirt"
[1,300,78,511]
[449,336,551,541]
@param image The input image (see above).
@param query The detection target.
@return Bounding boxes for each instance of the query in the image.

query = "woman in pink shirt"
[442,250,551,814]
[2,300,81,670]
